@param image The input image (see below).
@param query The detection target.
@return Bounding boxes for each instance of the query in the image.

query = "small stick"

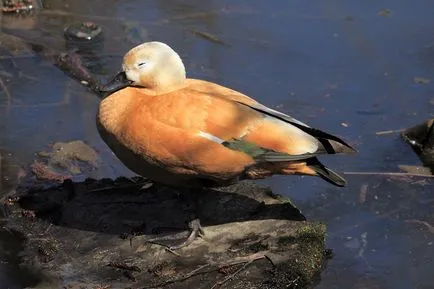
[210,260,255,289]
[145,240,181,257]
[183,263,211,279]
[143,253,266,289]
[375,129,404,136]
[344,171,434,178]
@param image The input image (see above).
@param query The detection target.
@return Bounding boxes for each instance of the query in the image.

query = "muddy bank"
[1,171,328,288]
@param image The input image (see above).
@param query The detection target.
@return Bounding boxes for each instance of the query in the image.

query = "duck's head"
[101,41,186,94]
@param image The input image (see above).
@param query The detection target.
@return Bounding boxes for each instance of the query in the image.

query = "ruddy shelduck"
[97,41,356,248]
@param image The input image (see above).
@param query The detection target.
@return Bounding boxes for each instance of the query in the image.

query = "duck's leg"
[169,216,204,250]
[168,187,205,250]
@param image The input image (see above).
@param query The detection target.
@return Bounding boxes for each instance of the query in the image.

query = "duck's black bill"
[99,71,133,94]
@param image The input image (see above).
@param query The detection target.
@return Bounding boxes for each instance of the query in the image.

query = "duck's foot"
[169,217,205,250]
[147,188,205,250]
[148,217,205,251]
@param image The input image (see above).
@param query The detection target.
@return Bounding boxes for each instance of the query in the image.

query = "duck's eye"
[137,62,147,68]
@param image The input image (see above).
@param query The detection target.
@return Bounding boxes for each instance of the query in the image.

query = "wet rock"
[3,178,328,289]
[401,119,434,173]
[32,140,99,182]
[64,22,106,73]
[64,22,104,43]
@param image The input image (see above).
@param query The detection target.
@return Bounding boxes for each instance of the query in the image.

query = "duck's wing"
[233,101,357,155]
[189,79,356,156]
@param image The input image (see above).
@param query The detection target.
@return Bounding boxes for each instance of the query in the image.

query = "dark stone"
[401,118,434,173]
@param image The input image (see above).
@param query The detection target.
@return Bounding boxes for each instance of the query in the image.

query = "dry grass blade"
[344,171,434,178]
[375,129,404,135]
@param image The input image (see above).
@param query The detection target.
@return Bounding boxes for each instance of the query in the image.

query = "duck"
[97,41,356,249]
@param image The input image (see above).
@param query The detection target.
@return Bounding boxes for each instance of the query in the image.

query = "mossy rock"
[2,178,328,288]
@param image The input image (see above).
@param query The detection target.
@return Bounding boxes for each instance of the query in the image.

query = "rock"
[31,140,99,183]
[2,177,328,289]
[401,118,434,173]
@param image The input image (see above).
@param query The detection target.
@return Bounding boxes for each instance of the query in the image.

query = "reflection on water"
[1,0,433,288]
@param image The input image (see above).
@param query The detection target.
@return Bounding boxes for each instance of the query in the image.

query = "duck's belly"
[97,123,238,188]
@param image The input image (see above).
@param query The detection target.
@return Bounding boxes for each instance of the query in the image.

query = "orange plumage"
[98,42,356,188]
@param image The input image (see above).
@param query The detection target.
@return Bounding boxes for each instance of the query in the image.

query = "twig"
[183,264,211,279]
[210,260,254,289]
[344,171,434,178]
[145,240,181,257]
[144,263,211,288]
[143,252,267,289]
[375,129,404,136]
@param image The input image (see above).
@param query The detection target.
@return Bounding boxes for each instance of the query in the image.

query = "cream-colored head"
[122,41,186,92]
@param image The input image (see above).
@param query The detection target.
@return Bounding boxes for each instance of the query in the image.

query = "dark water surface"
[1,0,433,288]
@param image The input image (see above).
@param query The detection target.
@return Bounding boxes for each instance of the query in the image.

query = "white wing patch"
[198,131,225,144]
[264,115,319,154]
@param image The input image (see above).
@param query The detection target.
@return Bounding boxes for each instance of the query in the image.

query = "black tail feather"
[307,158,347,187]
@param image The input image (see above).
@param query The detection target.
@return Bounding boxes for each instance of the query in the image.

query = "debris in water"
[1,0,33,13]
[191,29,229,46]
[413,77,431,84]
[378,8,391,17]
[375,129,404,136]
[359,184,368,205]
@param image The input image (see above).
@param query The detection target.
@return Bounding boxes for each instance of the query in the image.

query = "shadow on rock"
[17,177,305,237]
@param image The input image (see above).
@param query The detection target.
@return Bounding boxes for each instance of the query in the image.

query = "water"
[0,0,433,288]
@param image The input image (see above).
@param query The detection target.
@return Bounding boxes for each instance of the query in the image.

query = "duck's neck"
[141,77,187,95]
